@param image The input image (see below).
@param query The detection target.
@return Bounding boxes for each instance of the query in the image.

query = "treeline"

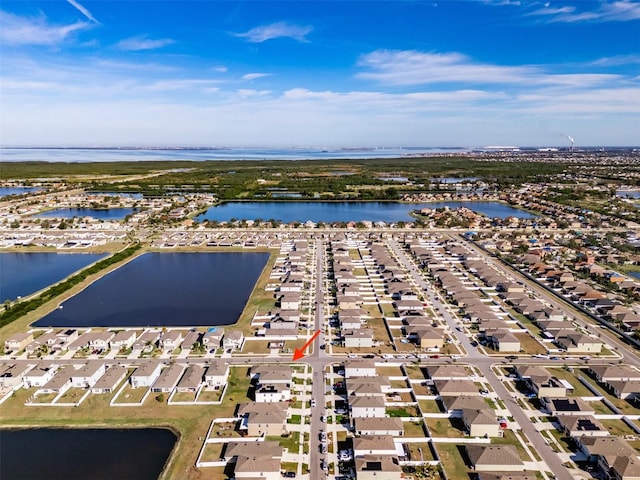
[0,244,141,328]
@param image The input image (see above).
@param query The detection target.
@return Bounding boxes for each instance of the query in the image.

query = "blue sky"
[0,0,638,147]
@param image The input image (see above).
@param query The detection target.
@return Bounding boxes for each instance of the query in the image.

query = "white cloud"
[116,35,175,51]
[529,0,640,22]
[357,49,624,88]
[357,50,537,86]
[233,22,312,43]
[242,73,271,81]
[213,66,228,73]
[0,10,90,46]
[67,0,99,24]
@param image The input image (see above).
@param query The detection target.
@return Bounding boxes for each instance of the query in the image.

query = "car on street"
[479,389,490,396]
[283,472,296,478]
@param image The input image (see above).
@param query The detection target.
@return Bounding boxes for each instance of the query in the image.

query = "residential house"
[70,361,106,388]
[355,455,402,480]
[204,361,230,389]
[255,383,291,403]
[0,363,33,389]
[223,331,245,351]
[349,395,386,419]
[160,330,184,351]
[434,379,479,396]
[175,364,205,393]
[556,415,609,438]
[343,329,374,348]
[202,328,224,349]
[589,365,640,384]
[578,435,638,479]
[465,445,525,472]
[233,455,281,480]
[223,441,282,462]
[4,332,34,353]
[237,402,289,436]
[354,417,404,436]
[462,408,501,438]
[151,364,185,393]
[353,435,397,456]
[517,366,568,398]
[23,363,58,388]
[555,332,603,354]
[440,395,488,414]
[541,397,595,416]
[130,361,163,388]
[344,359,377,378]
[91,365,127,394]
[109,330,137,350]
[37,366,72,395]
[490,331,521,352]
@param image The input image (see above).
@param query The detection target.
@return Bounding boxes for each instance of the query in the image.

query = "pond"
[33,208,138,220]
[196,201,537,223]
[0,187,41,197]
[0,428,176,480]
[0,253,107,302]
[34,252,269,327]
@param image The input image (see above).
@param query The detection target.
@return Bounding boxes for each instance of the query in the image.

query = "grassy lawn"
[403,420,427,437]
[390,379,408,389]
[376,365,405,377]
[196,388,225,403]
[112,384,148,404]
[405,365,426,380]
[387,405,420,417]
[435,443,472,480]
[546,368,593,397]
[492,430,529,461]
[515,332,547,354]
[412,383,433,396]
[267,431,301,453]
[209,422,242,439]
[199,442,224,462]
[57,388,87,403]
[242,340,271,354]
[425,417,466,437]
[600,419,638,437]
[589,400,615,414]
[172,391,198,403]
[418,399,442,414]
[30,392,57,404]
[405,442,436,461]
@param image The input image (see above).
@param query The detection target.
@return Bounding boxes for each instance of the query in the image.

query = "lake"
[617,190,640,199]
[0,253,107,302]
[0,428,176,480]
[34,252,269,327]
[0,186,41,197]
[196,201,537,223]
[34,207,138,220]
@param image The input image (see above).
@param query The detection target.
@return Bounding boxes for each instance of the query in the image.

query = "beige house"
[4,332,34,353]
[354,417,404,436]
[238,402,289,437]
[466,445,525,472]
[441,395,488,414]
[343,328,374,348]
[205,360,230,389]
[556,415,609,438]
[491,331,521,352]
[555,331,603,353]
[434,379,478,396]
[353,435,397,457]
[130,361,162,388]
[151,364,184,393]
[349,395,386,419]
[91,365,128,394]
[234,455,281,480]
[175,364,205,393]
[462,408,501,438]
[355,455,401,480]
[517,366,568,398]
[344,359,377,378]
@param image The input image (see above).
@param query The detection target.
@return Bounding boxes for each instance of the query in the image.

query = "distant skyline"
[0,0,638,147]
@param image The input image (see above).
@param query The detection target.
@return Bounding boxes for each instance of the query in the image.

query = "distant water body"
[0,147,468,162]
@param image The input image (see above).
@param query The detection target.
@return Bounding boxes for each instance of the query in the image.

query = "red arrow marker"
[292,330,321,361]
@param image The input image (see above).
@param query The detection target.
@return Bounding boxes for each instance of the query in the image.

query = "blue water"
[0,428,176,480]
[0,253,107,302]
[617,190,640,199]
[628,272,640,280]
[0,147,469,162]
[196,201,537,223]
[0,187,41,197]
[34,207,138,220]
[35,252,269,327]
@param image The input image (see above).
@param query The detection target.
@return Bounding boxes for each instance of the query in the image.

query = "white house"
[70,361,106,388]
[130,361,163,388]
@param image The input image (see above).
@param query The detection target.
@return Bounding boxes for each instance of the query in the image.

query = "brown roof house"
[465,445,525,472]
[355,455,402,480]
[462,408,501,438]
[237,402,289,437]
